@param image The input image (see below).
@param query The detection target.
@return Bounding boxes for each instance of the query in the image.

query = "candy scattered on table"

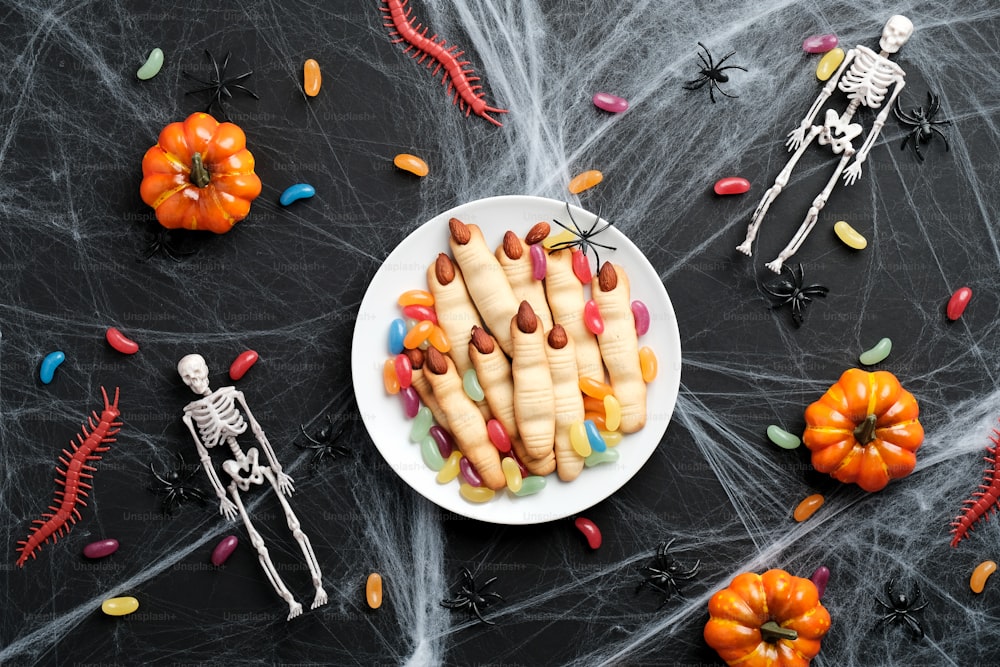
[570,421,592,457]
[459,483,494,503]
[501,457,523,492]
[713,177,750,195]
[398,290,434,307]
[568,170,603,194]
[514,475,546,496]
[946,286,973,321]
[810,565,831,598]
[394,153,429,177]
[437,451,462,483]
[859,337,892,366]
[631,300,650,336]
[229,349,259,381]
[574,517,602,549]
[410,406,433,442]
[603,395,622,432]
[136,47,164,80]
[83,539,119,560]
[383,359,400,394]
[767,424,801,450]
[638,347,657,383]
[584,420,606,452]
[366,573,383,609]
[211,535,239,566]
[834,220,868,249]
[420,434,445,470]
[403,320,434,349]
[279,183,315,206]
[101,596,139,617]
[802,34,838,53]
[816,47,845,81]
[585,448,619,467]
[592,92,629,113]
[459,458,482,487]
[394,354,413,389]
[970,560,996,594]
[487,419,511,453]
[105,327,139,354]
[388,318,406,355]
[39,351,65,385]
[584,299,604,335]
[530,243,546,280]
[303,58,321,96]
[399,386,420,418]
[572,250,592,284]
[793,493,825,522]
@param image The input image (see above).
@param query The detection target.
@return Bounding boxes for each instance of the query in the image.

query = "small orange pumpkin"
[704,569,830,667]
[140,112,262,234]
[803,368,923,492]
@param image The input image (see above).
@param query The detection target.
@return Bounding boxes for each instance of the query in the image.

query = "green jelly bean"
[409,406,433,442]
[462,368,485,401]
[514,475,546,496]
[859,337,892,366]
[585,448,620,467]
[136,48,164,80]
[766,425,801,450]
[420,434,445,471]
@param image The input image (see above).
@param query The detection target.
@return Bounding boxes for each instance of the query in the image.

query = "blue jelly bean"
[40,351,65,385]
[388,319,406,355]
[279,183,316,206]
[584,419,606,452]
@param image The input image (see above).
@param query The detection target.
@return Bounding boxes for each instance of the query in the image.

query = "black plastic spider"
[894,91,951,161]
[762,263,828,327]
[149,451,208,514]
[138,228,198,262]
[874,578,928,639]
[683,42,747,103]
[294,413,350,466]
[440,568,504,625]
[183,50,259,121]
[636,539,701,608]
[548,202,618,269]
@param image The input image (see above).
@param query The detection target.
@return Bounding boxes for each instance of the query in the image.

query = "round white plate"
[352,195,681,524]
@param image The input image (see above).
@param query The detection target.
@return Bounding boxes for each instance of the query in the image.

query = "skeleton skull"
[880,15,913,54]
[178,354,211,395]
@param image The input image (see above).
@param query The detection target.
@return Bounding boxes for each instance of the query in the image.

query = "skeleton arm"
[843,76,906,185]
[235,390,295,496]
[182,412,238,520]
[787,50,857,151]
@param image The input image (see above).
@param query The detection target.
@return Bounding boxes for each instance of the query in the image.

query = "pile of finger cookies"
[382,216,657,502]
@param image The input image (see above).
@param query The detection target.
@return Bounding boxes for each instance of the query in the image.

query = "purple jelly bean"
[400,386,420,418]
[802,34,838,54]
[530,243,547,280]
[211,535,239,566]
[631,300,650,336]
[459,457,482,487]
[592,92,629,113]
[83,539,119,559]
[809,565,830,598]
[429,425,454,458]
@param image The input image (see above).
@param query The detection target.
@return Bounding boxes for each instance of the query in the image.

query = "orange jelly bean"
[971,560,997,594]
[366,573,383,609]
[579,377,614,400]
[303,59,321,97]
[583,412,607,431]
[428,325,451,353]
[383,359,400,394]
[583,396,605,415]
[398,290,434,307]
[568,169,603,194]
[639,346,657,383]
[403,320,434,349]
[394,153,429,177]
[793,494,825,522]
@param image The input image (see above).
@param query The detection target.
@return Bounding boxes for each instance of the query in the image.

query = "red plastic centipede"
[16,387,121,567]
[381,0,509,126]
[950,419,1000,547]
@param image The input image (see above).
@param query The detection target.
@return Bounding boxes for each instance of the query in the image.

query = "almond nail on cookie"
[545,324,586,481]
[496,226,554,333]
[510,301,556,468]
[592,263,646,433]
[544,248,605,382]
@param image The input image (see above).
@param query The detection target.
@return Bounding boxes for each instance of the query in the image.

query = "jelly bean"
[599,430,623,447]
[394,353,413,389]
[487,419,512,453]
[458,368,483,402]
[39,351,65,385]
[592,91,629,113]
[403,320,434,349]
[574,517,602,549]
[767,425,801,450]
[303,58,321,97]
[971,560,997,594]
[572,249,592,284]
[388,318,407,355]
[136,47,164,80]
[437,451,463,484]
[460,457,482,486]
[859,337,892,366]
[947,286,973,321]
[582,396,605,415]
[409,406,433,442]
[816,47,845,81]
[713,177,750,195]
[631,300,650,336]
[584,419,606,452]
[102,596,139,616]
[510,450,529,477]
[366,572,383,609]
[809,565,830,598]
[793,493,825,522]
[569,421,592,457]
[568,170,603,194]
[833,220,867,249]
[394,153,429,177]
[279,183,316,206]
[105,327,139,354]
[430,425,455,458]
[501,457,523,493]
[400,386,420,418]
[402,304,437,324]
[460,483,495,503]
[530,243,547,280]
[514,475,546,496]
[638,347,657,383]
[583,299,604,335]
[211,535,239,566]
[398,290,434,307]
[603,395,622,432]
[420,434,445,471]
[803,33,838,54]
[83,539,119,560]
[543,229,577,250]
[229,349,259,381]
[383,359,400,395]
[585,448,620,467]
[579,377,614,400]
[429,326,451,353]
[584,412,608,431]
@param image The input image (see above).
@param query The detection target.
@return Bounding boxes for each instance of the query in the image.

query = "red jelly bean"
[946,286,972,321]
[211,535,239,566]
[584,299,604,335]
[399,386,420,418]
[229,350,259,381]
[459,457,482,487]
[83,539,119,559]
[487,419,512,453]
[714,177,751,195]
[393,353,413,389]
[402,304,437,324]
[105,327,139,355]
[803,33,838,54]
[510,449,529,477]
[574,517,602,549]
[592,91,629,113]
[572,250,592,284]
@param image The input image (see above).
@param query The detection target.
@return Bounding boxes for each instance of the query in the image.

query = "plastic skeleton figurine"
[738,15,913,273]
[177,354,327,620]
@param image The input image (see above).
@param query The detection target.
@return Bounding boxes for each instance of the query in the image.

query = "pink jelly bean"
[574,517,602,549]
[83,539,119,559]
[211,535,239,566]
[809,565,830,598]
[459,457,482,487]
[631,300,650,336]
[402,304,437,324]
[486,419,512,453]
[229,350,259,381]
[572,250,592,284]
[429,425,454,458]
[947,286,973,321]
[530,243,547,280]
[803,33,838,54]
[400,386,420,418]
[394,353,413,389]
[592,92,629,113]
[510,450,529,477]
[714,177,751,195]
[584,299,604,335]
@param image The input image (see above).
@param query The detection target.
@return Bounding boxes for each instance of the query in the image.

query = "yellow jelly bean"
[437,451,463,484]
[793,493,825,522]
[599,430,623,447]
[816,47,845,81]
[834,220,868,249]
[459,483,495,503]
[303,59,322,97]
[542,229,577,250]
[603,395,622,432]
[403,320,434,349]
[366,573,383,609]
[971,560,997,594]
[579,377,614,400]
[639,346,657,383]
[398,290,434,307]
[428,325,451,353]
[569,421,592,457]
[383,359,400,395]
[501,457,523,493]
[101,596,139,617]
[394,153,429,177]
[568,169,603,194]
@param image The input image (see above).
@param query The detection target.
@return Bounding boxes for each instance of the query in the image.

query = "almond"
[435,253,455,285]
[424,346,448,375]
[470,326,495,354]
[524,222,550,245]
[516,300,537,334]
[404,348,424,370]
[448,217,471,245]
[547,324,568,349]
[502,231,523,260]
[598,262,618,292]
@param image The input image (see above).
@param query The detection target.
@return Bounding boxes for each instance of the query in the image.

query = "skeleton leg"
[262,468,328,610]
[229,482,304,621]
[765,150,854,273]
[737,125,824,256]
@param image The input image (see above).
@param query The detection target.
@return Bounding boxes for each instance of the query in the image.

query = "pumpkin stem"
[853,414,878,445]
[760,620,798,643]
[190,152,211,188]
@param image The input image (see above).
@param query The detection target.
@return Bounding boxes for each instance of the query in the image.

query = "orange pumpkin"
[704,569,830,667]
[803,369,923,492]
[140,112,262,234]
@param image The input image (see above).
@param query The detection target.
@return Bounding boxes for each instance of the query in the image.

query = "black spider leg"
[148,451,208,514]
[183,50,259,121]
[873,579,927,639]
[441,568,504,625]
[682,45,716,94]
[138,228,199,262]
[548,203,617,268]
[705,50,748,102]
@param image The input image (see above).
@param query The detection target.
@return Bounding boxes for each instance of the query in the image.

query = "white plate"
[351,195,681,524]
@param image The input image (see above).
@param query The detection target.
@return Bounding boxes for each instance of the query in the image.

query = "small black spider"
[183,50,259,121]
[683,42,747,103]
[294,413,350,466]
[636,539,701,608]
[894,91,951,161]
[762,263,828,327]
[440,568,504,625]
[548,202,618,270]
[149,451,208,514]
[138,228,198,262]
[874,578,928,639]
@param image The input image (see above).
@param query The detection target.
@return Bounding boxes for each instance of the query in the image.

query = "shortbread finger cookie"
[404,349,449,430]
[544,249,604,382]
[592,263,646,433]
[510,302,556,467]
[495,226,553,333]
[426,253,481,376]
[545,325,586,482]
[424,348,505,490]
[448,218,520,356]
